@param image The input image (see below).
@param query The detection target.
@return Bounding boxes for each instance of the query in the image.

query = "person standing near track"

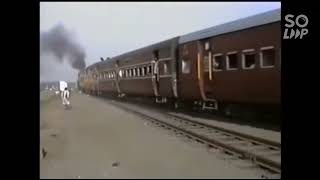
[62,87,71,109]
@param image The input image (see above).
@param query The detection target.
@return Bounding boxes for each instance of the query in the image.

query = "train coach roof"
[84,37,179,71]
[179,8,281,44]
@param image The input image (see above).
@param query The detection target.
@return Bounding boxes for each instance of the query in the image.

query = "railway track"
[106,99,281,175]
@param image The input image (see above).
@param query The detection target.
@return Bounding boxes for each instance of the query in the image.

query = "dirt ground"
[40,93,278,178]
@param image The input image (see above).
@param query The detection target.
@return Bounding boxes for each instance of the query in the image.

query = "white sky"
[40,2,281,82]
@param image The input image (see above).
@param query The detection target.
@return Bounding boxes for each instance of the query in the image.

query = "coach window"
[226,52,238,70]
[132,68,136,77]
[182,58,191,74]
[163,62,169,74]
[203,55,209,72]
[260,46,275,68]
[138,68,141,76]
[205,41,210,51]
[279,48,281,70]
[147,65,152,75]
[119,70,123,78]
[212,54,224,71]
[242,49,256,70]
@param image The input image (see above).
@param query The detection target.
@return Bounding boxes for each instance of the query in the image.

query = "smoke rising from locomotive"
[40,24,86,70]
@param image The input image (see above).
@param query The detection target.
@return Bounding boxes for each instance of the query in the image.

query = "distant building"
[40,81,77,91]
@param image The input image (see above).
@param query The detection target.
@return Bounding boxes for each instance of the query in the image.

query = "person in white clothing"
[62,87,71,108]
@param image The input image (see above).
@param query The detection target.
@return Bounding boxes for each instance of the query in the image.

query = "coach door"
[114,61,122,95]
[196,41,207,101]
[152,50,160,97]
[197,40,218,109]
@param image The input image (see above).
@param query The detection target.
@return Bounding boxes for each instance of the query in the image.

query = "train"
[77,9,281,118]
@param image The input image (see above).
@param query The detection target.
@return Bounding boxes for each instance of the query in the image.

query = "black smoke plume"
[40,24,86,70]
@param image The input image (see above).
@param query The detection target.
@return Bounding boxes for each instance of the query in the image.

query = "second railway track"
[106,99,281,176]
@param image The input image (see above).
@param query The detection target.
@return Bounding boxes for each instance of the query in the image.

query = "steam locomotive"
[78,9,281,118]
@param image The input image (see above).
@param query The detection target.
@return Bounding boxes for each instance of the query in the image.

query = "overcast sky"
[40,2,281,82]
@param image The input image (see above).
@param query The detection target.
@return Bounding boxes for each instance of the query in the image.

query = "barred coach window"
[182,58,191,74]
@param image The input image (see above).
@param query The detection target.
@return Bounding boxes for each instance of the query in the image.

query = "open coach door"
[153,37,179,103]
[197,40,218,110]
